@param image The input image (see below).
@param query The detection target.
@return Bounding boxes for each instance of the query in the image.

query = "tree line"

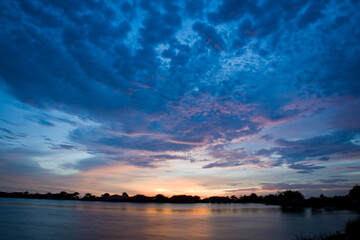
[1,185,359,210]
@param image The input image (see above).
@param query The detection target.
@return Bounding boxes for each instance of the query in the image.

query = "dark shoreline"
[1,185,360,211]
[295,217,360,240]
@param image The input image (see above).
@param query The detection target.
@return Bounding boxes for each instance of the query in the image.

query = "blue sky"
[1,0,360,197]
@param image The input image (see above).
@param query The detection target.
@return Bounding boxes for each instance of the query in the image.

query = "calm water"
[0,198,358,240]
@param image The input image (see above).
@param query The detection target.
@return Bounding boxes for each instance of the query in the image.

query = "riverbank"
[295,217,360,240]
[1,185,359,211]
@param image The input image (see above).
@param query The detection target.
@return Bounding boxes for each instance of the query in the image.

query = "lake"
[0,198,358,240]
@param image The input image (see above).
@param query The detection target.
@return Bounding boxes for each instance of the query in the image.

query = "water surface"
[0,198,358,240]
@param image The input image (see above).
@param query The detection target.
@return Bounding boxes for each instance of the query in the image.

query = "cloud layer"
[0,0,360,196]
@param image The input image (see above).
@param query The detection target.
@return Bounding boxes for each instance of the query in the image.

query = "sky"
[0,0,360,198]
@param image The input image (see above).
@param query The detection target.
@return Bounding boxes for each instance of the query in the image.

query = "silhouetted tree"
[349,185,360,201]
[170,195,201,203]
[122,192,129,199]
[101,193,110,199]
[58,191,68,200]
[154,194,168,202]
[230,195,238,202]
[105,194,124,201]
[278,190,304,207]
[203,196,231,203]
[82,193,97,201]
[131,194,152,202]
[73,192,80,200]
[239,193,261,203]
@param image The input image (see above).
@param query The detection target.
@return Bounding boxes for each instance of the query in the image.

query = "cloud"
[49,144,81,151]
[331,100,360,130]
[37,119,55,127]
[259,183,350,192]
[226,182,353,196]
[288,163,325,174]
[98,135,197,152]
[62,157,113,171]
[225,188,258,193]
[202,144,263,169]
[203,161,243,169]
[319,156,330,161]
[319,178,348,183]
[69,127,198,153]
[346,166,360,170]
[199,130,359,171]
[261,134,273,141]
[0,0,360,195]
[297,1,329,29]
[0,127,26,140]
[207,0,256,24]
[1,0,359,147]
[0,147,50,176]
[256,131,360,164]
[192,21,226,51]
[185,0,204,18]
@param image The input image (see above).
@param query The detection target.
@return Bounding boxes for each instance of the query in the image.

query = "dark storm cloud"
[1,0,360,170]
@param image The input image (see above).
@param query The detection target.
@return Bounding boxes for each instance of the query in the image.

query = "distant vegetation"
[1,185,360,211]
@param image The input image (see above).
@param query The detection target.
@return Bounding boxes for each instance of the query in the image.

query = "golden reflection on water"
[1,200,280,215]
[1,199,357,240]
[140,208,213,239]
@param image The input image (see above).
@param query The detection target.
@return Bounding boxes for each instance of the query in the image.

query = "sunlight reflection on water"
[0,198,358,240]
[4,200,282,214]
